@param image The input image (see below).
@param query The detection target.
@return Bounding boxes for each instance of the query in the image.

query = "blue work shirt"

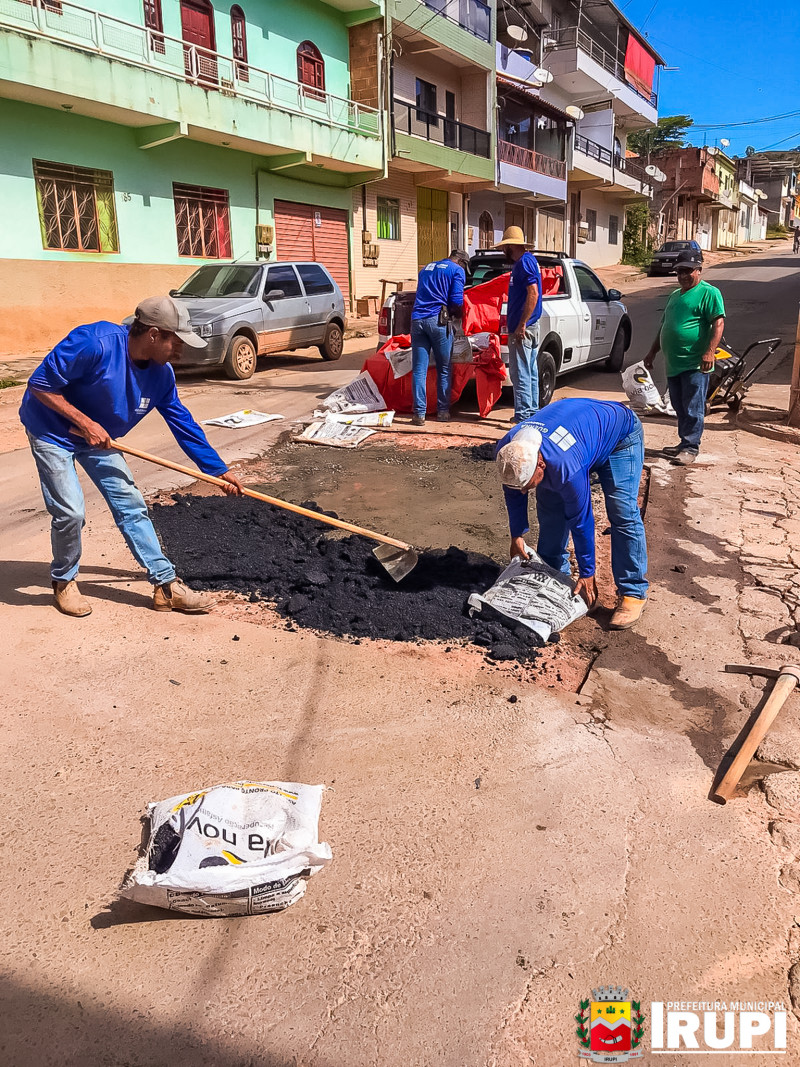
[19,321,228,476]
[506,252,542,333]
[496,398,637,577]
[412,259,465,321]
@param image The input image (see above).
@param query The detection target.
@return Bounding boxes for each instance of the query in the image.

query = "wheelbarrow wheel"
[728,395,743,412]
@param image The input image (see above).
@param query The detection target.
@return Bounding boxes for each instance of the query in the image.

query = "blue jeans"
[507,325,539,422]
[28,434,176,585]
[536,421,649,599]
[411,316,452,417]
[667,370,709,453]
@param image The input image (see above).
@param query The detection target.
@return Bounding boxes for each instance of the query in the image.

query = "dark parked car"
[648,240,704,276]
[138,261,346,379]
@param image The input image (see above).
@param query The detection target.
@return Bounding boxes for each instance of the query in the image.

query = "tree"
[627,115,694,158]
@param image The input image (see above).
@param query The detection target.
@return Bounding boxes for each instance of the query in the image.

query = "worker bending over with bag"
[495,397,648,630]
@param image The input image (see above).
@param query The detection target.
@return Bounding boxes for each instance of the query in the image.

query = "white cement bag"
[622,362,661,412]
[121,780,331,917]
[468,549,587,643]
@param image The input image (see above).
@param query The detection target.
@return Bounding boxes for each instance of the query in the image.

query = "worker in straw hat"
[19,296,244,618]
[494,226,543,423]
[495,396,649,630]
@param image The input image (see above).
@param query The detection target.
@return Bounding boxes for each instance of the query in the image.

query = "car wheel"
[319,322,344,361]
[537,349,557,407]
[223,334,257,380]
[604,325,627,373]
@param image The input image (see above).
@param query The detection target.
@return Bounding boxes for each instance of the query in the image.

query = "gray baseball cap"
[134,295,207,348]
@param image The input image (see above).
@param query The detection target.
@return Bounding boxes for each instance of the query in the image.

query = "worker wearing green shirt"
[644,249,725,465]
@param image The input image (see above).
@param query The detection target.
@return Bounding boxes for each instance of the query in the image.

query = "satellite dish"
[755,188,765,198]
[533,67,554,84]
[645,164,658,176]
[706,146,718,156]
[565,105,584,120]
[655,169,666,182]
[504,22,528,42]
[720,138,730,148]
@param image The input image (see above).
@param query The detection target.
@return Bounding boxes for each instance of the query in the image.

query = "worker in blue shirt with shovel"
[495,397,649,630]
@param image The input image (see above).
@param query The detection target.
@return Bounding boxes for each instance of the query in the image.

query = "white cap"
[496,426,543,489]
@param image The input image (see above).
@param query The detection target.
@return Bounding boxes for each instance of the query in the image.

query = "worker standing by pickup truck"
[495,226,542,423]
[495,397,649,630]
[410,249,470,427]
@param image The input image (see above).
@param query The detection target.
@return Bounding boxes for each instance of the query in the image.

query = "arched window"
[297,41,325,99]
[143,0,165,53]
[478,211,494,250]
[614,136,622,158]
[230,5,248,81]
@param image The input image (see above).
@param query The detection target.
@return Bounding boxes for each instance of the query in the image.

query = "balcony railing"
[393,99,491,158]
[574,135,651,187]
[422,0,491,42]
[545,25,658,108]
[498,139,566,181]
[0,0,381,138]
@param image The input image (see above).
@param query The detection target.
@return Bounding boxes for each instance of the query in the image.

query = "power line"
[690,108,800,131]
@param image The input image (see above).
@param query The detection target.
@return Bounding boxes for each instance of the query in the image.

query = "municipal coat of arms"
[576,985,645,1062]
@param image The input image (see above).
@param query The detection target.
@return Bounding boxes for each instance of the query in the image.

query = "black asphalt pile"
[151,496,540,664]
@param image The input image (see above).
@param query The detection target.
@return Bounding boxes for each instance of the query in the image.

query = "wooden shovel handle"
[110,439,413,551]
[712,665,800,803]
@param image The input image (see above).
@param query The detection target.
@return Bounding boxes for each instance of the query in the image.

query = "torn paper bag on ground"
[296,420,376,448]
[203,410,285,428]
[320,371,386,415]
[120,780,331,917]
[467,549,587,644]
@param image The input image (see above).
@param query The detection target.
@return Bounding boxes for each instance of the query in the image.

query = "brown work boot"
[153,578,214,614]
[52,579,92,618]
[609,596,647,631]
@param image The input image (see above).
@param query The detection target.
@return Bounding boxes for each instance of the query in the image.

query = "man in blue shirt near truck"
[495,397,649,630]
[495,226,542,423]
[410,249,469,426]
[20,295,244,618]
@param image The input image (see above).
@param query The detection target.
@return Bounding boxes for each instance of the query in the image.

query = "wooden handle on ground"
[110,439,413,551]
[712,666,800,803]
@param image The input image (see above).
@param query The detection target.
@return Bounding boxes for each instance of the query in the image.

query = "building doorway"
[181,0,216,83]
[416,187,448,267]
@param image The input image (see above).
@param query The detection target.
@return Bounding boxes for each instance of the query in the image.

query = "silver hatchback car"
[165,261,346,379]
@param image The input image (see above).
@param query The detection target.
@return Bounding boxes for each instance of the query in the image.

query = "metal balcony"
[393,99,491,158]
[0,0,382,138]
[545,25,658,108]
[574,134,650,187]
[421,0,491,42]
[498,140,566,181]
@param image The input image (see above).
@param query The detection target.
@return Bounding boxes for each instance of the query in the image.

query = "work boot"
[437,410,451,422]
[52,579,92,618]
[609,596,647,630]
[672,450,698,465]
[153,578,215,614]
[410,414,425,427]
[662,443,682,457]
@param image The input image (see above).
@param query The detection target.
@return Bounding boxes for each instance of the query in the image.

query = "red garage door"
[274,200,350,304]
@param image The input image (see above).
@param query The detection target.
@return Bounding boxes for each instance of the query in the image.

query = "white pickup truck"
[377,250,632,406]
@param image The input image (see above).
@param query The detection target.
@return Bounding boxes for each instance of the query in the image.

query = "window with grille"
[173,183,232,258]
[376,197,400,241]
[33,160,119,253]
[230,5,248,81]
[585,208,597,241]
[609,214,619,245]
[143,0,165,53]
[297,41,325,99]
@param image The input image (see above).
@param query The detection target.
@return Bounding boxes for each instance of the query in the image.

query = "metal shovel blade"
[373,543,419,583]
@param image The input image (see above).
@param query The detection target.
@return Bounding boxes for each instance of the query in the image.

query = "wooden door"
[181,0,216,82]
[416,187,448,268]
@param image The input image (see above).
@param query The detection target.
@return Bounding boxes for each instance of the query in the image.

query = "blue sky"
[620,1,799,156]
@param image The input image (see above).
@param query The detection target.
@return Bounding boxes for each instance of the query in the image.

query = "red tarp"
[623,35,656,99]
[473,334,505,418]
[363,336,476,415]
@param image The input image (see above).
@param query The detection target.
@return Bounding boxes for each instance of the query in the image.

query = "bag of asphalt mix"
[120,780,331,917]
[621,361,661,413]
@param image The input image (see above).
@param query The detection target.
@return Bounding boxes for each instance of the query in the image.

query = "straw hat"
[493,225,533,249]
